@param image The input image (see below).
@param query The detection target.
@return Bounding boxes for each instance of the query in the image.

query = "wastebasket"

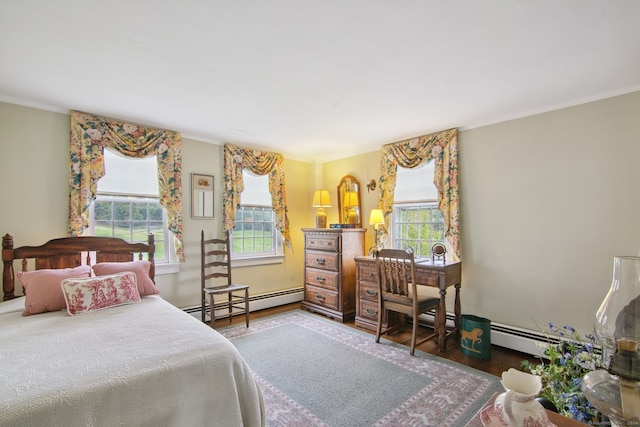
[460,314,491,360]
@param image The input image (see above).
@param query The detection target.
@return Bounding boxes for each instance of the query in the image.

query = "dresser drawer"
[305,285,338,310]
[305,250,339,271]
[358,262,378,285]
[359,281,379,302]
[305,235,340,252]
[359,299,380,322]
[306,268,339,290]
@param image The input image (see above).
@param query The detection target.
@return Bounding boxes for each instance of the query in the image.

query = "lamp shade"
[369,209,384,226]
[312,189,331,207]
[343,191,359,208]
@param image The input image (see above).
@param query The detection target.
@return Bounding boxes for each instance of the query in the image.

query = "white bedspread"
[0,296,264,427]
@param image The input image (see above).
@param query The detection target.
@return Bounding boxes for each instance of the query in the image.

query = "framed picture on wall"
[192,173,214,219]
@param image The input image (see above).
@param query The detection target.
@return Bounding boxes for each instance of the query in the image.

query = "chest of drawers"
[300,228,366,322]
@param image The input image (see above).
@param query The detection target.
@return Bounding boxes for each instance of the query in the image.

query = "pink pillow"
[92,260,159,296]
[17,265,93,316]
[61,271,141,316]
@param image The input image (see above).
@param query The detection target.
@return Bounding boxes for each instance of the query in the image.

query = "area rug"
[218,310,502,427]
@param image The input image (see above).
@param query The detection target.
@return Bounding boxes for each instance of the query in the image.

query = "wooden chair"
[375,249,441,355]
[201,231,250,327]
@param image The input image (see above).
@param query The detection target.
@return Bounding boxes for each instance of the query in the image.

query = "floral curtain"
[223,143,292,250]
[69,110,184,261]
[378,128,459,259]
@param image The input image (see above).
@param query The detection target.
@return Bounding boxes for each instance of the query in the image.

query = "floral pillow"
[92,260,159,296]
[61,271,141,316]
[17,265,93,316]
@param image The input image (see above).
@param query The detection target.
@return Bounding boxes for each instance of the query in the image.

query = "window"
[392,202,445,258]
[88,149,178,267]
[231,171,283,263]
[390,162,447,258]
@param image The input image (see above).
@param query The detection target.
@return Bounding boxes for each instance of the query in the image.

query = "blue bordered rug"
[219,310,501,427]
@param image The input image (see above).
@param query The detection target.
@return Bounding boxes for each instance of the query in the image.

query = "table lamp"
[312,189,331,228]
[369,208,385,249]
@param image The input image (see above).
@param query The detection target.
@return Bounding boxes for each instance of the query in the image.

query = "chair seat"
[204,284,250,295]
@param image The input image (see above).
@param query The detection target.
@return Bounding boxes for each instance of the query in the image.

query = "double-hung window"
[88,149,178,269]
[390,162,447,258]
[231,171,284,265]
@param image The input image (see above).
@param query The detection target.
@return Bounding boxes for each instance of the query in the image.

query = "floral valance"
[68,110,184,261]
[378,128,459,259]
[223,143,292,250]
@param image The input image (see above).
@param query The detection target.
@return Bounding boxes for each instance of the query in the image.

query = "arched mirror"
[337,175,362,227]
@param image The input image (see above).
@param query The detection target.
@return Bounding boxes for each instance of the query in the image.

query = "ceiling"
[1,1,639,162]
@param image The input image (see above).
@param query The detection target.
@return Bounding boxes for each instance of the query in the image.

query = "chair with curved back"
[201,230,250,327]
[375,248,441,355]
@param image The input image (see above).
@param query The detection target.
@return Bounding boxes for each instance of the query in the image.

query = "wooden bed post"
[2,234,15,301]
[148,234,155,282]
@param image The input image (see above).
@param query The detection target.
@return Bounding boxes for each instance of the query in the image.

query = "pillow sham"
[92,260,159,296]
[17,265,93,316]
[61,271,141,316]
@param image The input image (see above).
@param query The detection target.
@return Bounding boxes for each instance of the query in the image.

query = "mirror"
[337,175,362,227]
[192,173,214,218]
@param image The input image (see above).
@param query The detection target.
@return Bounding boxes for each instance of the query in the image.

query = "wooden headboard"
[2,234,155,301]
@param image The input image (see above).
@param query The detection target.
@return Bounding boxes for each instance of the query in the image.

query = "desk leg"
[454,283,461,334]
[437,288,447,351]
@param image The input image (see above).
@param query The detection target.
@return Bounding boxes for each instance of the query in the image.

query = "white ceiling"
[1,1,639,162]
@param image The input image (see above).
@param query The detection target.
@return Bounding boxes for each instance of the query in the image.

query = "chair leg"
[209,294,215,327]
[244,288,249,327]
[410,314,418,355]
[375,304,383,344]
[227,292,232,324]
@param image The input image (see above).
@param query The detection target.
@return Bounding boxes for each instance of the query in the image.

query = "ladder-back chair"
[375,249,441,355]
[201,231,250,327]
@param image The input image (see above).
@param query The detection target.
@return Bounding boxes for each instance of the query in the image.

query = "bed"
[0,233,264,427]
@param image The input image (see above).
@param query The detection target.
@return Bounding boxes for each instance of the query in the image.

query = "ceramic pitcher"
[494,368,549,427]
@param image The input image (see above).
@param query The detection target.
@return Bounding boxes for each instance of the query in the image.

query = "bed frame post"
[2,234,15,301]
[147,234,155,281]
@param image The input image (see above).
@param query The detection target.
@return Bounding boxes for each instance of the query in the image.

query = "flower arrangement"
[521,323,603,425]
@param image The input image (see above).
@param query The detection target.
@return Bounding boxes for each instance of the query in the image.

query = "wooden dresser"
[300,228,366,322]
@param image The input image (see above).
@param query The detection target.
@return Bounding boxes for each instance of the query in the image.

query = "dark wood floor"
[211,302,540,377]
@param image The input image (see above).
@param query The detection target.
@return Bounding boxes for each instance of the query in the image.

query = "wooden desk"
[465,393,589,427]
[354,256,462,351]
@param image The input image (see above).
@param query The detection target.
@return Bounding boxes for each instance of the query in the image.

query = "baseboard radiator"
[183,287,304,319]
[185,288,550,357]
[417,312,553,357]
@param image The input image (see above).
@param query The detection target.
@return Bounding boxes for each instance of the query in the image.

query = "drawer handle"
[316,276,326,282]
[315,258,326,265]
[316,294,325,301]
[367,273,375,278]
[366,289,378,297]
[366,308,378,316]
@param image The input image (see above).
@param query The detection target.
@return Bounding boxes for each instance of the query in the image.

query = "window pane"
[95,201,112,220]
[392,202,446,256]
[132,203,148,221]
[231,206,278,257]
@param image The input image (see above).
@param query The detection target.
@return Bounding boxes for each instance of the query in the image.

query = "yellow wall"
[3,90,640,336]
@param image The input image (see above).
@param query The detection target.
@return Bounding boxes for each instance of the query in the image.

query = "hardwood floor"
[211,302,540,377]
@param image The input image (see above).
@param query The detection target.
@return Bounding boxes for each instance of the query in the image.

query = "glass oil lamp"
[582,256,640,427]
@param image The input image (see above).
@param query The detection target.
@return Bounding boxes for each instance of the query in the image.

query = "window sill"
[231,254,284,267]
[155,262,181,275]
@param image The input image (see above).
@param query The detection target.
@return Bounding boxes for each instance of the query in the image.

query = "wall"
[3,91,640,336]
[460,91,640,334]
[323,91,640,337]
[0,102,312,308]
